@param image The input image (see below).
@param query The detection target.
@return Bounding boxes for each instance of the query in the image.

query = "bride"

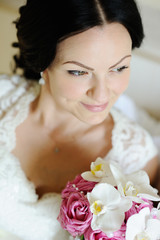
[0,0,158,239]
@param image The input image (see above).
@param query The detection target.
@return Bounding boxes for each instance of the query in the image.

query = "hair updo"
[13,0,144,80]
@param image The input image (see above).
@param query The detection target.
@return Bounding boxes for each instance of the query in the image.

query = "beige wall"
[125,1,160,119]
[0,4,19,74]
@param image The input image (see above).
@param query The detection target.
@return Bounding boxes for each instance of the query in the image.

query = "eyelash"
[111,66,129,73]
[67,70,88,76]
[67,66,129,76]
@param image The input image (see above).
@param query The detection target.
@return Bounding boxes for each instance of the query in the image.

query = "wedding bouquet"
[58,158,160,240]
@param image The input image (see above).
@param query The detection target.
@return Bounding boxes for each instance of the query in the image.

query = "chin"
[81,114,108,126]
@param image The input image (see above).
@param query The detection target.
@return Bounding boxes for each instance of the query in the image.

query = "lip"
[80,102,108,112]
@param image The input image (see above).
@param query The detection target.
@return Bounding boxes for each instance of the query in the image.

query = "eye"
[67,70,88,76]
[111,66,129,73]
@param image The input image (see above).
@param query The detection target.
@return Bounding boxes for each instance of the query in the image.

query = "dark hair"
[13,0,144,80]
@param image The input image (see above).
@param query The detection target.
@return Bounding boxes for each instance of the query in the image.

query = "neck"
[30,86,91,137]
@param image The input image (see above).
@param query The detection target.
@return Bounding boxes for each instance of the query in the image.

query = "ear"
[42,69,49,84]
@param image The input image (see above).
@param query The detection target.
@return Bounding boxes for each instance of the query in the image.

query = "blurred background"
[0,0,160,119]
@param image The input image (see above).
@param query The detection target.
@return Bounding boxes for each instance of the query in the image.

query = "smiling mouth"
[80,102,108,112]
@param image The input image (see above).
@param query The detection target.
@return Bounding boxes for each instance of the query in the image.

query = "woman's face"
[45,22,132,125]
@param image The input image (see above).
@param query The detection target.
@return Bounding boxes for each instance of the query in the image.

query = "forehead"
[55,23,132,64]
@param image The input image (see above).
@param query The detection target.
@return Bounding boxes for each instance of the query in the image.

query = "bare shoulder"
[143,155,159,185]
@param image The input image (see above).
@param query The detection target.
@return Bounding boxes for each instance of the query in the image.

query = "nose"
[86,76,110,103]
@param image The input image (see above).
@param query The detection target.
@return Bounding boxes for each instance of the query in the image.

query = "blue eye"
[68,70,88,76]
[112,66,129,73]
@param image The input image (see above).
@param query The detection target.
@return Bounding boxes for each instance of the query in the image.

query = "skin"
[42,23,132,127]
[12,22,158,196]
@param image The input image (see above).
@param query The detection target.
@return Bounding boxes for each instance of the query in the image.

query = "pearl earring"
[39,72,45,85]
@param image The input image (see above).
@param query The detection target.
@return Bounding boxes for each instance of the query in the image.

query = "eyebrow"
[63,55,131,71]
[63,61,94,71]
[109,55,132,69]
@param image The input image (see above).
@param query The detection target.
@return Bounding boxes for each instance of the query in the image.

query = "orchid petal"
[109,163,126,187]
[146,219,160,239]
[128,170,150,184]
[87,183,121,206]
[137,184,160,201]
[87,183,132,234]
[81,172,100,182]
[110,162,160,202]
[91,206,126,234]
[126,207,150,240]
[81,158,116,185]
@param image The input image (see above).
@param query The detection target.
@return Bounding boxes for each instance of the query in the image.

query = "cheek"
[110,73,130,95]
[52,78,87,100]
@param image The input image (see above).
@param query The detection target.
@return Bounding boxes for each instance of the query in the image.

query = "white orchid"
[87,183,132,234]
[151,203,160,220]
[81,157,116,185]
[110,163,160,203]
[126,207,160,240]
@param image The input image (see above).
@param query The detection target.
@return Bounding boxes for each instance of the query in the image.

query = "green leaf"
[80,235,84,240]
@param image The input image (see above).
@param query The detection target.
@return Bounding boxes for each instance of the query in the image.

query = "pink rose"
[57,192,92,237]
[84,227,109,240]
[137,198,153,213]
[125,202,139,220]
[62,175,96,199]
[111,223,126,239]
[125,199,153,220]
[84,224,126,240]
